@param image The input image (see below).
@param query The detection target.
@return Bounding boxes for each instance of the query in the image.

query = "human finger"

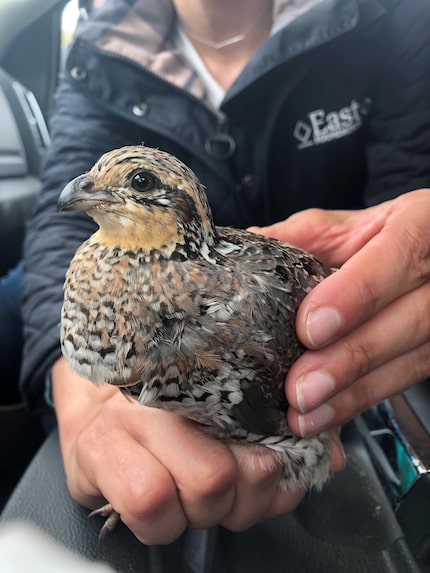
[223,427,346,527]
[91,426,187,545]
[286,280,430,416]
[220,444,285,530]
[295,192,430,349]
[288,342,430,437]
[248,205,387,267]
[327,428,346,474]
[134,408,238,530]
[66,399,188,545]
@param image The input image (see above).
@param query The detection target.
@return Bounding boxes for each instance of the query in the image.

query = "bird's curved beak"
[57,174,118,213]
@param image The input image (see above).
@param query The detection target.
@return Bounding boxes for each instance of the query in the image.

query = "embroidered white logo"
[294,98,371,149]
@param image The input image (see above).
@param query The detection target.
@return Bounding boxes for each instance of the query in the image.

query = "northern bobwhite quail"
[58,145,333,538]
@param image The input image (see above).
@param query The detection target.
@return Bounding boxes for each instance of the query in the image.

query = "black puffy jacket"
[21,0,430,410]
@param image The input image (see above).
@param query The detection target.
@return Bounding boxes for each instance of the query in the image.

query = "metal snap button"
[132,102,148,117]
[70,66,87,81]
[204,133,236,160]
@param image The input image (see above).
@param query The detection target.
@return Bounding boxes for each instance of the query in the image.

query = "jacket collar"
[77,0,384,108]
[228,0,390,100]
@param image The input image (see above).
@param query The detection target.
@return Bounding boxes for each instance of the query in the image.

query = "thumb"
[248,206,385,267]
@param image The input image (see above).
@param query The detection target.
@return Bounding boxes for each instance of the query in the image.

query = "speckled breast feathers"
[58,145,333,491]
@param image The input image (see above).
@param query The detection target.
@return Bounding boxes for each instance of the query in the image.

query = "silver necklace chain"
[179,3,272,51]
[180,28,246,50]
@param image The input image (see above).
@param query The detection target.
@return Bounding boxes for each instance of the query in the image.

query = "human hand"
[52,357,344,544]
[250,189,430,436]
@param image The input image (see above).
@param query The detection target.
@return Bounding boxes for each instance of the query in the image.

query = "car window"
[62,0,80,47]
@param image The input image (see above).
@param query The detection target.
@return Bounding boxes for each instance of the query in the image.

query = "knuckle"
[290,207,325,224]
[236,445,283,487]
[416,282,430,324]
[129,512,186,546]
[221,517,251,533]
[121,474,175,520]
[187,453,237,502]
[119,477,186,545]
[220,502,260,532]
[354,276,380,317]
[342,338,374,381]
[398,228,430,281]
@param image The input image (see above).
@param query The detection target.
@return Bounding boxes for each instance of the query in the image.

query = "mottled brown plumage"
[58,145,333,537]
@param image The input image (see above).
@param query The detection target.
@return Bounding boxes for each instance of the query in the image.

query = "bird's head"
[57,145,217,257]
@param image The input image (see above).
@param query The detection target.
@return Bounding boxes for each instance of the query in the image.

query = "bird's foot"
[88,503,121,541]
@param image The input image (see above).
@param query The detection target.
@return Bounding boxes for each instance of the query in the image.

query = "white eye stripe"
[154,198,170,205]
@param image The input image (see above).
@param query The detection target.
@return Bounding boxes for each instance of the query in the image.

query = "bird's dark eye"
[130,171,155,192]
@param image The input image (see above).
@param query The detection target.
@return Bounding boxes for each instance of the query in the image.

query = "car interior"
[0,1,429,572]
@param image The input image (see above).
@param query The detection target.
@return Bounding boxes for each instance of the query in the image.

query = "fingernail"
[298,404,335,437]
[296,370,336,413]
[306,307,343,347]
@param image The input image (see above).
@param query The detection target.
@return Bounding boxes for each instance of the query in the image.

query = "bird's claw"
[88,503,121,541]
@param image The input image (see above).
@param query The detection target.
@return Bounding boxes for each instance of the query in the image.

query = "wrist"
[51,357,117,453]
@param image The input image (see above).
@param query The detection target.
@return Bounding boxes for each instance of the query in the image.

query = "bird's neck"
[92,219,217,260]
